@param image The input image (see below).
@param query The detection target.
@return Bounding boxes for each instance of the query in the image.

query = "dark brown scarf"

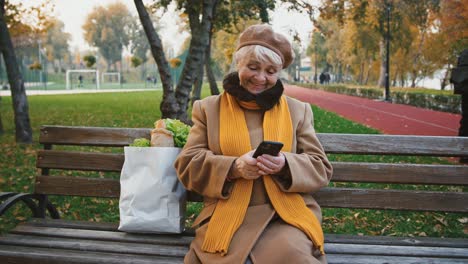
[222,71,284,111]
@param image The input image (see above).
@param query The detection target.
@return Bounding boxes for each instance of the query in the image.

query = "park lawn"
[0,89,466,238]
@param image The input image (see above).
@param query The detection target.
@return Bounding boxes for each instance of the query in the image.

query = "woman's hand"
[256,152,286,175]
[230,151,262,180]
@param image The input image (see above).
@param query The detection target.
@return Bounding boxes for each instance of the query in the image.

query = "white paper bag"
[118,147,186,233]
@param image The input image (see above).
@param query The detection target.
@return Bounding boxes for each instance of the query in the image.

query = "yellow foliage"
[169,58,182,68]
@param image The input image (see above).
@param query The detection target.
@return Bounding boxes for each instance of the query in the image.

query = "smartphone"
[252,141,284,158]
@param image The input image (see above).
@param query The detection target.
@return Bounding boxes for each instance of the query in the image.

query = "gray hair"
[234,45,283,70]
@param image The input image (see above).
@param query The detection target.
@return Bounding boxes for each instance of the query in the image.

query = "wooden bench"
[0,125,467,263]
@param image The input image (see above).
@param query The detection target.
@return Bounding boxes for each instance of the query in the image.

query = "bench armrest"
[0,192,60,219]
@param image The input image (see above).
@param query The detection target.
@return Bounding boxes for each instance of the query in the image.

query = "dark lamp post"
[384,0,391,101]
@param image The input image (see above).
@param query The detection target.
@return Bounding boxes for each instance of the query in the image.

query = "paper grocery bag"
[118,147,186,233]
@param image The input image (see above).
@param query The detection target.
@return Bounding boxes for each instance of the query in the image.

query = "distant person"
[324,72,330,84]
[174,24,332,264]
[319,72,325,84]
[78,75,83,87]
[450,49,468,163]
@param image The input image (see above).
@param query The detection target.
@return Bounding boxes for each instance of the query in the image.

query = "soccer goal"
[101,72,121,86]
[66,69,100,90]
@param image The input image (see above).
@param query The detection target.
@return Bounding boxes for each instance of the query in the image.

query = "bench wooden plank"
[12,225,193,246]
[39,126,468,157]
[25,218,120,231]
[13,221,468,249]
[35,176,467,211]
[34,176,202,202]
[332,162,468,185]
[0,234,188,258]
[327,255,468,264]
[4,234,468,260]
[326,243,468,258]
[37,150,124,172]
[40,126,151,147]
[2,232,466,262]
[35,176,120,198]
[36,152,468,186]
[317,133,468,156]
[326,233,468,248]
[0,245,183,264]
[315,187,468,212]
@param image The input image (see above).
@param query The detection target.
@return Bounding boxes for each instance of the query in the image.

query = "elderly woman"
[174,24,333,264]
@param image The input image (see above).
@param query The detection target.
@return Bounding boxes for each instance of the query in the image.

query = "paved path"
[284,85,461,136]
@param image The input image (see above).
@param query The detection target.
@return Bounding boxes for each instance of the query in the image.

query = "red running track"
[284,85,461,136]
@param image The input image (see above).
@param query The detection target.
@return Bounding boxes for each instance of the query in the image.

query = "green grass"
[0,88,466,238]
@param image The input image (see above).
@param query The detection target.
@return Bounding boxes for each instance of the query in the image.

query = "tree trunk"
[377,39,386,87]
[410,71,417,88]
[337,63,343,83]
[358,61,364,85]
[440,65,450,90]
[205,32,219,96]
[0,1,32,143]
[175,0,217,123]
[134,0,178,118]
[364,57,373,85]
[0,96,3,135]
[191,61,204,106]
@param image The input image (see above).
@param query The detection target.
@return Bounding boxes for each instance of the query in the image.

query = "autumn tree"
[0,0,52,143]
[83,3,133,71]
[436,0,468,89]
[317,0,453,88]
[128,18,151,80]
[42,18,71,73]
[135,0,318,122]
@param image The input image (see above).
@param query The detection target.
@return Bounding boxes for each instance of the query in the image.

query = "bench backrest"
[36,125,468,213]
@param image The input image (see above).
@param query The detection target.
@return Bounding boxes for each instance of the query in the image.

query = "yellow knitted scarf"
[201,92,325,256]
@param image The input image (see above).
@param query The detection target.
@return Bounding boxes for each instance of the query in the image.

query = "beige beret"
[236,24,293,69]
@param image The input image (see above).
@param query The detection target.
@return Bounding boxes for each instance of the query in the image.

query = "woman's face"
[238,59,281,95]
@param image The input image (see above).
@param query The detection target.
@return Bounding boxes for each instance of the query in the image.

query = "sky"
[48,0,315,54]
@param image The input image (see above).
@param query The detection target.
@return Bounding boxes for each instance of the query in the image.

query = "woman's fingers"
[257,154,284,174]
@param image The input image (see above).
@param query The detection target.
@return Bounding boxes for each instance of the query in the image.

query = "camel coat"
[174,94,333,264]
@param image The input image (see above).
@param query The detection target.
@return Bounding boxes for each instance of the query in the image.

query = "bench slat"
[40,126,151,147]
[317,133,468,156]
[3,233,467,259]
[326,255,468,264]
[37,150,124,172]
[332,162,468,185]
[35,176,120,198]
[12,225,193,246]
[36,150,468,186]
[35,175,202,202]
[0,245,183,264]
[39,126,468,157]
[34,176,467,212]
[2,232,467,263]
[326,233,468,248]
[326,243,468,258]
[315,187,468,212]
[0,234,188,258]
[15,220,468,248]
